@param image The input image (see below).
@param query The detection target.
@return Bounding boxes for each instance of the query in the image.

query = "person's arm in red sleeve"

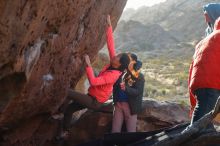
[106,15,116,61]
[84,54,120,86]
[188,61,196,117]
[86,67,119,86]
[189,90,196,117]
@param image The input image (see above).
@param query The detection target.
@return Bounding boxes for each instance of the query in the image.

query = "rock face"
[138,99,189,131]
[0,0,127,145]
[67,99,190,145]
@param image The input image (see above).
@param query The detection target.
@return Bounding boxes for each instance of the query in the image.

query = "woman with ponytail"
[112,53,145,133]
[55,15,130,139]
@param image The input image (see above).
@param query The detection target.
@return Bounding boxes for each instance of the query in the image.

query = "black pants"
[191,88,220,128]
[63,89,103,130]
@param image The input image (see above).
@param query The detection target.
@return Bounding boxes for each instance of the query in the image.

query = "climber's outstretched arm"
[106,15,116,61]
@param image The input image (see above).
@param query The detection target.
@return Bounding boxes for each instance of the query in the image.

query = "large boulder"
[138,98,189,131]
[66,99,190,145]
[0,0,127,145]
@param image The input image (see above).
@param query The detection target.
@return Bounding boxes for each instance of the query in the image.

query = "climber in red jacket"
[56,15,130,138]
[188,17,220,129]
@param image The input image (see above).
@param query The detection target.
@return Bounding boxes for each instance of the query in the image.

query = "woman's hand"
[84,54,91,67]
[107,15,111,26]
[120,82,126,91]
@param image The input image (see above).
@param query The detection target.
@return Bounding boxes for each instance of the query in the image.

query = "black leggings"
[63,89,103,130]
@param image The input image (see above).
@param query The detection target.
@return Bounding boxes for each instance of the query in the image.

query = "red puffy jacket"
[86,26,122,103]
[189,17,220,114]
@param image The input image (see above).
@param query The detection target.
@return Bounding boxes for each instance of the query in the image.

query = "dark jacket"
[113,73,145,115]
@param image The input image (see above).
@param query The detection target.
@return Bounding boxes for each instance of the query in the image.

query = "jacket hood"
[203,3,220,25]
[214,17,220,31]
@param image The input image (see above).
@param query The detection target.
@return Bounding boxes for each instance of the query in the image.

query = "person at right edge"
[203,3,220,36]
[111,53,145,133]
[187,15,220,136]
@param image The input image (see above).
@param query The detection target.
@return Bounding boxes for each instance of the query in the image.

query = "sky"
[125,0,167,9]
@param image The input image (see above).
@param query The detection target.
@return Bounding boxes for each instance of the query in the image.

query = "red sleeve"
[86,66,120,86]
[189,90,196,117]
[188,62,196,117]
[106,26,116,60]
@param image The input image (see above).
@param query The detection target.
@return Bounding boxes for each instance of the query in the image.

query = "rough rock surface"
[67,99,190,145]
[0,0,127,145]
[138,99,189,131]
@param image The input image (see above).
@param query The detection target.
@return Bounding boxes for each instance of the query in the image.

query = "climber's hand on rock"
[107,15,111,26]
[84,54,91,67]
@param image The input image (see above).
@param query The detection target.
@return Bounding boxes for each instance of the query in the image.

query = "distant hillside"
[115,20,178,51]
[114,0,219,56]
